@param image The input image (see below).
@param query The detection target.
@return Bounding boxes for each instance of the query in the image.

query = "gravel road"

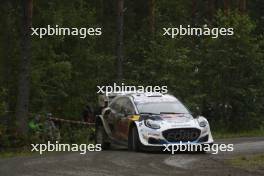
[0,137,263,176]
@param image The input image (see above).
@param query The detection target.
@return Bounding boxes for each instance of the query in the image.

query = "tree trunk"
[116,0,124,81]
[191,0,197,25]
[207,0,215,21]
[149,0,155,35]
[16,0,33,135]
[239,0,246,13]
[223,0,230,15]
[2,1,13,115]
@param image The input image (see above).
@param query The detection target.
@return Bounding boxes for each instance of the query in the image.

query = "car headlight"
[199,120,207,127]
[144,119,160,129]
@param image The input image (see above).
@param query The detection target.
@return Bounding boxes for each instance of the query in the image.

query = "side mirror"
[193,106,201,118]
[123,109,130,117]
[116,112,125,118]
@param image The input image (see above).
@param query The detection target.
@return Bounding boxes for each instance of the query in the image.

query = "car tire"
[128,126,142,152]
[95,125,110,150]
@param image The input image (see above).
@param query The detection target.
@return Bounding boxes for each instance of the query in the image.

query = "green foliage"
[0,88,7,116]
[59,124,94,144]
[197,11,264,131]
[0,0,264,150]
[228,154,264,171]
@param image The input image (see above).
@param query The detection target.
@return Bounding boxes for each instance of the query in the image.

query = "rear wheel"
[128,126,142,152]
[95,125,110,150]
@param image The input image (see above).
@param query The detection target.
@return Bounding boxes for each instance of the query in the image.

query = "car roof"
[131,93,178,104]
[110,92,178,104]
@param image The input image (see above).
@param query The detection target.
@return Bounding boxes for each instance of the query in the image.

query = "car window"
[110,97,135,115]
[122,98,135,115]
[110,98,122,113]
[136,101,190,114]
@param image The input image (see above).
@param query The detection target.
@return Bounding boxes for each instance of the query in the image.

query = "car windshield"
[136,101,190,114]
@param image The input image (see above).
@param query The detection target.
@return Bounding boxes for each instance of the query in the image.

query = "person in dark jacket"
[82,100,94,123]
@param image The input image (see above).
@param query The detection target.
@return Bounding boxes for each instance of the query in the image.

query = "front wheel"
[128,126,142,152]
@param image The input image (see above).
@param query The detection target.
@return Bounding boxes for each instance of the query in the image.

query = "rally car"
[95,92,213,151]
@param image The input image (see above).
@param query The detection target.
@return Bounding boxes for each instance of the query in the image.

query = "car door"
[106,97,136,142]
[105,98,123,139]
[115,98,136,141]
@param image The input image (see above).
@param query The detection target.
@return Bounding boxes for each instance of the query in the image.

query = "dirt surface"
[0,137,263,176]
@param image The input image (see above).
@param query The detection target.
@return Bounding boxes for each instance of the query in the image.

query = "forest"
[0,0,264,147]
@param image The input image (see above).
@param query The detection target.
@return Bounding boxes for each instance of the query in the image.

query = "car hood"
[140,113,194,123]
[160,114,192,122]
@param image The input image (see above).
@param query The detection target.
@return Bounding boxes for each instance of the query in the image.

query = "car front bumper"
[135,121,214,147]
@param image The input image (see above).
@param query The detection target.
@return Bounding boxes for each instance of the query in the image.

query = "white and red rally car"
[95,92,213,151]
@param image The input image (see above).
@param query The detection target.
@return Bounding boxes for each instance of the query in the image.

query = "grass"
[228,154,264,171]
[0,150,33,158]
[213,129,264,139]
